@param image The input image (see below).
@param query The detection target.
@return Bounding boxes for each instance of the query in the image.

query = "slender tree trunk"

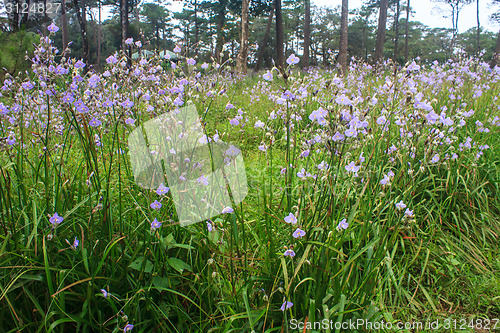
[20,0,30,27]
[11,0,19,31]
[490,29,500,69]
[275,0,284,69]
[405,0,410,63]
[97,0,101,68]
[255,6,274,73]
[302,0,311,69]
[339,0,348,75]
[236,0,250,73]
[61,0,69,49]
[74,0,89,66]
[121,0,128,51]
[476,0,480,55]
[194,0,199,56]
[394,0,400,63]
[215,0,228,62]
[374,0,389,63]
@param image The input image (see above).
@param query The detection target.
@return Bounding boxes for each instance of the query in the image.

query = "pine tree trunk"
[490,29,500,69]
[275,0,284,69]
[195,0,199,56]
[74,0,89,67]
[394,0,400,63]
[97,0,101,69]
[405,0,410,63]
[121,0,128,51]
[339,0,348,75]
[236,0,250,74]
[215,0,228,62]
[476,0,480,55]
[302,0,311,69]
[374,0,389,63]
[61,0,69,49]
[255,6,274,73]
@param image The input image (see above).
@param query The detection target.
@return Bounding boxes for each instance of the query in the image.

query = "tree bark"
[374,0,389,63]
[476,0,480,55]
[302,0,311,69]
[255,6,274,73]
[236,0,250,74]
[120,0,129,51]
[394,0,400,63]
[194,0,199,56]
[275,0,284,69]
[339,0,348,75]
[74,0,89,66]
[405,0,410,63]
[97,0,101,68]
[61,0,69,49]
[215,0,228,62]
[490,29,500,69]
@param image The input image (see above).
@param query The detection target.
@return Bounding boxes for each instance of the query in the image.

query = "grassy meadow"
[0,32,500,332]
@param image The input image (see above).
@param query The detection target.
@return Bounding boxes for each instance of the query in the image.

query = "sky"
[311,0,499,33]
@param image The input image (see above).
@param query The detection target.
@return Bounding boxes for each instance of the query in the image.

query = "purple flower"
[254,120,265,128]
[74,59,86,69]
[151,218,162,230]
[89,117,101,127]
[380,174,390,185]
[430,154,440,163]
[292,228,306,238]
[284,213,297,224]
[135,41,142,47]
[395,200,407,210]
[345,161,360,173]
[47,23,59,33]
[49,213,64,226]
[173,96,184,106]
[156,183,170,195]
[404,208,414,217]
[229,118,239,126]
[336,94,352,106]
[106,55,118,64]
[297,168,306,179]
[101,289,109,298]
[284,249,296,257]
[408,61,420,71]
[22,82,34,90]
[331,132,345,142]
[150,200,162,210]
[263,70,273,81]
[337,218,348,230]
[125,37,134,45]
[72,237,79,249]
[286,54,300,65]
[173,45,181,53]
[187,58,196,66]
[197,175,209,186]
[207,221,213,232]
[280,301,294,311]
[225,145,240,156]
[201,62,209,69]
[120,99,134,108]
[125,118,135,125]
[344,127,357,138]
[222,206,234,214]
[123,324,134,332]
[258,144,267,152]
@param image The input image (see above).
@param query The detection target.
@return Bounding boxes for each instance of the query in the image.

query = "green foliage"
[0,29,39,78]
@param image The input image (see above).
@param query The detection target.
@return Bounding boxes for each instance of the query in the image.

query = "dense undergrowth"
[1,28,500,332]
